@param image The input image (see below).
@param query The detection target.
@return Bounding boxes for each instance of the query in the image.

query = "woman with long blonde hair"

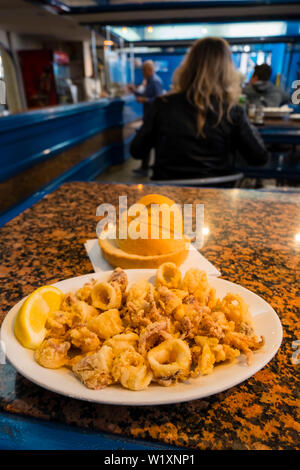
[131,37,268,181]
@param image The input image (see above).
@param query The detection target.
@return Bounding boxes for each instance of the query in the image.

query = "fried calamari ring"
[138,320,172,356]
[147,338,191,383]
[112,349,152,391]
[91,281,122,310]
[156,262,182,289]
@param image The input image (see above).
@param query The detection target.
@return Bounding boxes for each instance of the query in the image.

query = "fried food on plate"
[15,263,264,391]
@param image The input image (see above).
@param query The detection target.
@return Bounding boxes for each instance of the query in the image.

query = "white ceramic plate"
[0,270,282,406]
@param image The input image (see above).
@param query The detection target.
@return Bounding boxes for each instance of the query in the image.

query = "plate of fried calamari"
[1,263,282,405]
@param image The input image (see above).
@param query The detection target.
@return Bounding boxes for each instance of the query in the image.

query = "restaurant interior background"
[0,0,300,224]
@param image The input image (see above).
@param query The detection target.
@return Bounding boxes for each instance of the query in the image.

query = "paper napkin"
[84,239,221,277]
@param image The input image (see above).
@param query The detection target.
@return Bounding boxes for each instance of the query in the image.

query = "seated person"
[243,63,289,107]
[130,37,268,181]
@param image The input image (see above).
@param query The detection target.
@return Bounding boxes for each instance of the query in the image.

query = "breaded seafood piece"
[175,301,209,338]
[213,343,240,363]
[138,320,172,357]
[60,292,79,312]
[91,281,122,310]
[147,338,191,384]
[104,332,139,356]
[198,310,234,340]
[72,345,114,390]
[76,278,97,303]
[60,293,99,325]
[223,330,264,364]
[182,269,217,307]
[215,293,254,329]
[156,262,182,289]
[67,350,95,368]
[68,326,101,353]
[108,267,128,294]
[194,342,216,376]
[182,268,209,295]
[126,279,153,312]
[124,279,161,328]
[35,338,70,369]
[45,310,72,338]
[87,308,124,339]
[71,301,99,325]
[170,288,189,301]
[112,349,152,391]
[156,286,182,316]
[192,336,240,377]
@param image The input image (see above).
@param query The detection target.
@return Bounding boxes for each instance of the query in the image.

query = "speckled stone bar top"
[0,182,299,450]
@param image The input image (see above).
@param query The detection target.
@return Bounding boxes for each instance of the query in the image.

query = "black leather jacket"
[130,93,268,180]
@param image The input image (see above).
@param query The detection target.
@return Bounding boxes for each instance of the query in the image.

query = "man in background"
[129,60,163,176]
[243,63,289,107]
[0,77,6,114]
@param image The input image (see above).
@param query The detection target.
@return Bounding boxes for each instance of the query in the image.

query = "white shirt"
[0,79,6,105]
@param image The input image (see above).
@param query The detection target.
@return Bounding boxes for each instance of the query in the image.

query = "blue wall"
[134,43,300,93]
[282,43,300,92]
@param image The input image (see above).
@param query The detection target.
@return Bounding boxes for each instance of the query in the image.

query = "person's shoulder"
[243,83,256,96]
[149,93,183,113]
[266,80,277,89]
[158,92,188,105]
[153,73,163,84]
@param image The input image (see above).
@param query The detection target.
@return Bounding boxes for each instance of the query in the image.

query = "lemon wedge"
[14,286,63,349]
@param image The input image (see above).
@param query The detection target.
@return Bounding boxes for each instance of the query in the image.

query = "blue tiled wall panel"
[134,45,300,95]
[0,96,143,182]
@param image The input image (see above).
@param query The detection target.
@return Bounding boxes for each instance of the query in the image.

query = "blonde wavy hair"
[172,37,241,136]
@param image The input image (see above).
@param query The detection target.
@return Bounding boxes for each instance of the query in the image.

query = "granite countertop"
[0,182,299,450]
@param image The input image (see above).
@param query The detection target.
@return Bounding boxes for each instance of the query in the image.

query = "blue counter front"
[0,96,142,181]
[0,96,143,224]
